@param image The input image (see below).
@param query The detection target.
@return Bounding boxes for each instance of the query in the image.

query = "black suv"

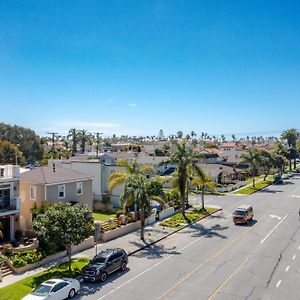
[81,248,128,282]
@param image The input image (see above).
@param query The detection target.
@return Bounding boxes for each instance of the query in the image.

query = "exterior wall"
[45,180,93,209]
[101,165,124,208]
[67,161,101,199]
[19,182,44,231]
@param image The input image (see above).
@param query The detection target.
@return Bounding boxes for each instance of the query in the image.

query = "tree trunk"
[264,173,268,181]
[252,176,255,187]
[289,159,292,171]
[140,208,145,240]
[66,245,72,275]
[294,158,296,169]
[201,186,205,210]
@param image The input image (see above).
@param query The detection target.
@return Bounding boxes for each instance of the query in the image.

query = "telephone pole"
[47,132,59,158]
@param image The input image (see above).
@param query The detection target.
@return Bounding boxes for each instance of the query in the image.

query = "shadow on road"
[181,222,229,240]
[257,188,283,194]
[132,243,180,259]
[76,268,130,298]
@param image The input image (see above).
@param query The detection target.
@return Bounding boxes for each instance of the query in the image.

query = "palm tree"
[281,128,299,169]
[77,130,92,153]
[109,160,154,193]
[177,131,183,139]
[191,166,216,210]
[68,128,78,156]
[121,176,165,240]
[162,140,202,218]
[240,148,263,187]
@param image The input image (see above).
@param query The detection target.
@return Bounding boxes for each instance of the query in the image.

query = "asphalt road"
[76,175,300,300]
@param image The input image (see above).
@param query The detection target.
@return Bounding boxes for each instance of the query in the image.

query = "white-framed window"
[76,182,83,195]
[30,186,36,200]
[58,184,65,199]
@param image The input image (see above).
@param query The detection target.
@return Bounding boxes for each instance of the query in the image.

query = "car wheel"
[121,261,127,271]
[100,271,107,282]
[68,288,76,299]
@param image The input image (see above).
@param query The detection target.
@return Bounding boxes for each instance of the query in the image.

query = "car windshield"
[92,256,107,264]
[32,284,52,296]
[234,210,246,216]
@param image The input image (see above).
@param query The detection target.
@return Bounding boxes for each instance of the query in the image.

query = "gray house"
[19,165,93,231]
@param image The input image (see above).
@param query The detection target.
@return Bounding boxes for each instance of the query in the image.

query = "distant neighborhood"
[0,122,299,299]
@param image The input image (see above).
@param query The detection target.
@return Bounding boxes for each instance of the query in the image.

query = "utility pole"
[94,132,103,158]
[47,132,59,158]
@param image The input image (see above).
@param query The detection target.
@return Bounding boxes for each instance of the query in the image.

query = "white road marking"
[260,215,289,244]
[298,246,300,250]
[292,255,296,260]
[269,214,281,220]
[276,280,282,288]
[285,266,290,272]
[291,195,300,198]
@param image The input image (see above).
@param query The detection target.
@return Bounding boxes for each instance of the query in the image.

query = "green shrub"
[116,209,124,218]
[12,257,26,268]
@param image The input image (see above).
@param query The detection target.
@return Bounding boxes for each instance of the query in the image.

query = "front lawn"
[234,178,273,195]
[245,174,265,185]
[93,212,116,222]
[0,258,89,300]
[159,207,218,228]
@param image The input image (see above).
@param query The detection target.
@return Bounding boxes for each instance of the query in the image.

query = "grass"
[93,211,116,222]
[159,207,218,228]
[245,174,265,185]
[0,258,89,300]
[234,178,273,195]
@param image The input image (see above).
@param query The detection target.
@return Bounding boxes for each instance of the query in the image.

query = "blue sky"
[1,0,300,138]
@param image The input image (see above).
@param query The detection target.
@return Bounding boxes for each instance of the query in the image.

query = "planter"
[6,237,94,274]
[158,208,175,221]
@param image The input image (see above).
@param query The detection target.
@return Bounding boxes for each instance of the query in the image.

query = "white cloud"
[128,103,137,108]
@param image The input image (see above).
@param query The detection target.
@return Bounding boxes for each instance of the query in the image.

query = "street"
[76,175,300,300]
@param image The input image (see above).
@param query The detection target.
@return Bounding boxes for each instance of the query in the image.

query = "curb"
[249,182,273,195]
[128,208,222,256]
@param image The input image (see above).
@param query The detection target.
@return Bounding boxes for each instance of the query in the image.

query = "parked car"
[21,278,80,300]
[273,175,283,184]
[232,204,254,225]
[81,248,128,282]
[294,168,300,174]
[282,174,289,180]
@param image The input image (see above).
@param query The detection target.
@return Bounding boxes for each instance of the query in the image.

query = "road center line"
[276,280,282,288]
[207,256,251,300]
[285,266,290,272]
[260,215,288,244]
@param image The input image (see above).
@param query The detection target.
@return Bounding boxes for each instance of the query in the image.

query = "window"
[0,168,4,177]
[76,182,83,195]
[58,185,65,199]
[30,186,36,200]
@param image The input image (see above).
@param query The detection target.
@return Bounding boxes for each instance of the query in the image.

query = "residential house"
[19,165,93,232]
[0,165,21,241]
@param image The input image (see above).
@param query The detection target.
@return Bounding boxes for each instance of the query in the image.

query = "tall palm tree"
[191,166,216,210]
[281,128,299,169]
[162,140,202,218]
[77,130,92,153]
[240,148,263,187]
[68,128,78,156]
[121,176,165,240]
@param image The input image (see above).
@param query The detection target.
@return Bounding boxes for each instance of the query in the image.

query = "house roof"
[196,163,237,178]
[220,142,236,148]
[20,166,92,185]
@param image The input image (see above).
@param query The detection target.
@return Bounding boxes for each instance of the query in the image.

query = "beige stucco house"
[19,165,93,231]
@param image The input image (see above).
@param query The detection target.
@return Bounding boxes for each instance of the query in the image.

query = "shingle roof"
[20,166,92,184]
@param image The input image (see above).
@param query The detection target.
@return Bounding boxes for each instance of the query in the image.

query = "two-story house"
[19,165,93,232]
[0,165,21,241]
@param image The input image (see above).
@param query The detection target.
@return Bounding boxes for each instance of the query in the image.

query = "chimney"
[53,163,56,172]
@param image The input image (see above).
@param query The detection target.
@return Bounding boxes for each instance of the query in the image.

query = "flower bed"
[159,207,218,228]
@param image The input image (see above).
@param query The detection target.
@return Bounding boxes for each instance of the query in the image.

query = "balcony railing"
[0,197,20,215]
